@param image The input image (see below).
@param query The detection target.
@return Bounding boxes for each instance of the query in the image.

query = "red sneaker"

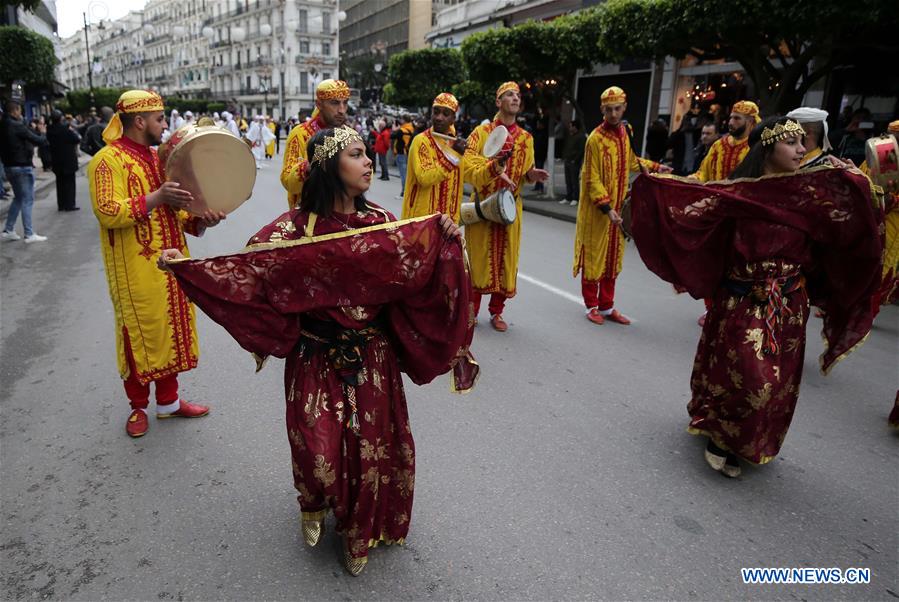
[157,399,210,419]
[490,314,508,332]
[586,308,605,325]
[606,309,631,325]
[126,410,149,438]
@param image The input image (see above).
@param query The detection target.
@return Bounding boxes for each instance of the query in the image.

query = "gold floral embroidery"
[359,438,389,462]
[296,482,315,503]
[744,328,765,360]
[363,409,377,425]
[747,383,773,410]
[394,468,414,498]
[304,390,330,427]
[727,367,743,389]
[313,455,336,487]
[396,512,409,525]
[289,428,306,451]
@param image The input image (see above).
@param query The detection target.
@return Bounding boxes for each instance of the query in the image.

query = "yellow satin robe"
[266,121,276,157]
[692,134,749,182]
[88,137,200,384]
[401,128,464,223]
[573,122,657,281]
[861,160,899,300]
[462,120,534,296]
[280,117,325,209]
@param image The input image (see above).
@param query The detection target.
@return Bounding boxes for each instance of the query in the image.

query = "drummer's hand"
[656,164,674,174]
[825,155,854,169]
[149,182,194,210]
[451,138,468,155]
[495,150,512,168]
[498,172,517,191]
[608,209,623,226]
[200,209,227,228]
[157,248,185,271]
[526,167,549,183]
[438,214,462,241]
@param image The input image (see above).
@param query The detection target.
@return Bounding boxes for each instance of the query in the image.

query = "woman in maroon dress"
[630,116,883,478]
[160,126,476,575]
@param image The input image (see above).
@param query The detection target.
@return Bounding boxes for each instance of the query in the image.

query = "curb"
[522,199,577,224]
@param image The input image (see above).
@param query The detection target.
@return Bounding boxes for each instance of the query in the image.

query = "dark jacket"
[47,122,82,174]
[81,121,108,156]
[562,130,587,164]
[1,115,47,167]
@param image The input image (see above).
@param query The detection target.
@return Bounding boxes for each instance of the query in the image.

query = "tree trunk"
[546,110,556,199]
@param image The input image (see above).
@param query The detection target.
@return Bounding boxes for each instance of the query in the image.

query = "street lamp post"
[83,12,95,109]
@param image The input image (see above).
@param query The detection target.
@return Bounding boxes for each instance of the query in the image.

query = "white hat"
[213,112,220,119]
[786,107,831,151]
[184,110,193,117]
[221,111,232,120]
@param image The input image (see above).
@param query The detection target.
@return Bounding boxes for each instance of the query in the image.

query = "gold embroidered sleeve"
[88,156,149,229]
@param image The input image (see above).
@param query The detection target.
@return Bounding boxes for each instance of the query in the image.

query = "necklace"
[330,211,354,230]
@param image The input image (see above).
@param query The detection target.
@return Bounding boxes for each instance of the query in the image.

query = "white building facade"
[56,0,341,120]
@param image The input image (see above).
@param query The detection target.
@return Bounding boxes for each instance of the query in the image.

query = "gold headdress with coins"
[761,119,805,146]
[311,126,363,166]
[102,90,165,144]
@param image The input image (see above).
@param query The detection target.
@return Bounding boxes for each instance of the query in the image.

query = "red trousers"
[581,276,616,310]
[122,328,179,410]
[472,292,506,316]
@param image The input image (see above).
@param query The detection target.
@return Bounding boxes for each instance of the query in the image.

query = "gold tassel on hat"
[101,113,124,144]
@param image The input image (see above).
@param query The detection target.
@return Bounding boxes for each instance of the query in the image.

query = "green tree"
[386,48,465,108]
[0,26,58,86]
[596,0,899,114]
[65,87,127,113]
[2,1,42,12]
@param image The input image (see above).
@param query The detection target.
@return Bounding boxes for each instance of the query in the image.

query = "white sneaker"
[558,199,568,204]
[395,194,404,200]
[570,200,578,207]
[1,230,21,241]
[24,233,48,243]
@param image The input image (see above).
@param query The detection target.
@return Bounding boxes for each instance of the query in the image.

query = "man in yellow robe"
[280,79,349,209]
[572,86,670,326]
[401,92,468,223]
[265,116,276,159]
[88,90,225,438]
[691,100,760,181]
[463,82,548,331]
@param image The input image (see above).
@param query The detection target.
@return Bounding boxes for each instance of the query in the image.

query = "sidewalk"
[0,152,92,222]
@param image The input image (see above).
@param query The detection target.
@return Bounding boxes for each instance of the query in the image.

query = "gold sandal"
[300,510,327,547]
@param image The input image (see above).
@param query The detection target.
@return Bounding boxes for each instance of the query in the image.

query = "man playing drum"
[463,82,549,331]
[88,90,226,438]
[280,79,349,209]
[401,92,468,223]
[572,86,670,326]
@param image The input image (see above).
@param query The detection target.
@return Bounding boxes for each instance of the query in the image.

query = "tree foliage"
[64,87,127,113]
[0,26,57,86]
[385,48,465,108]
[2,1,42,12]
[596,0,899,113]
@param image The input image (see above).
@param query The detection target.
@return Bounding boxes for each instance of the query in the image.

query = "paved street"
[2,151,897,601]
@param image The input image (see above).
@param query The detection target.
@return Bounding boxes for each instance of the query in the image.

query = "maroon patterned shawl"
[168,213,478,390]
[630,167,884,373]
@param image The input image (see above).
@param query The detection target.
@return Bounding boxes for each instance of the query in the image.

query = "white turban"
[787,107,832,151]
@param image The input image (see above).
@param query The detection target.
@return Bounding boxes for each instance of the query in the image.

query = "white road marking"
[518,272,583,306]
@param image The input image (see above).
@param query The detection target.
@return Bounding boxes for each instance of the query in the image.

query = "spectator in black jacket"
[47,110,82,211]
[81,106,113,156]
[1,101,49,242]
